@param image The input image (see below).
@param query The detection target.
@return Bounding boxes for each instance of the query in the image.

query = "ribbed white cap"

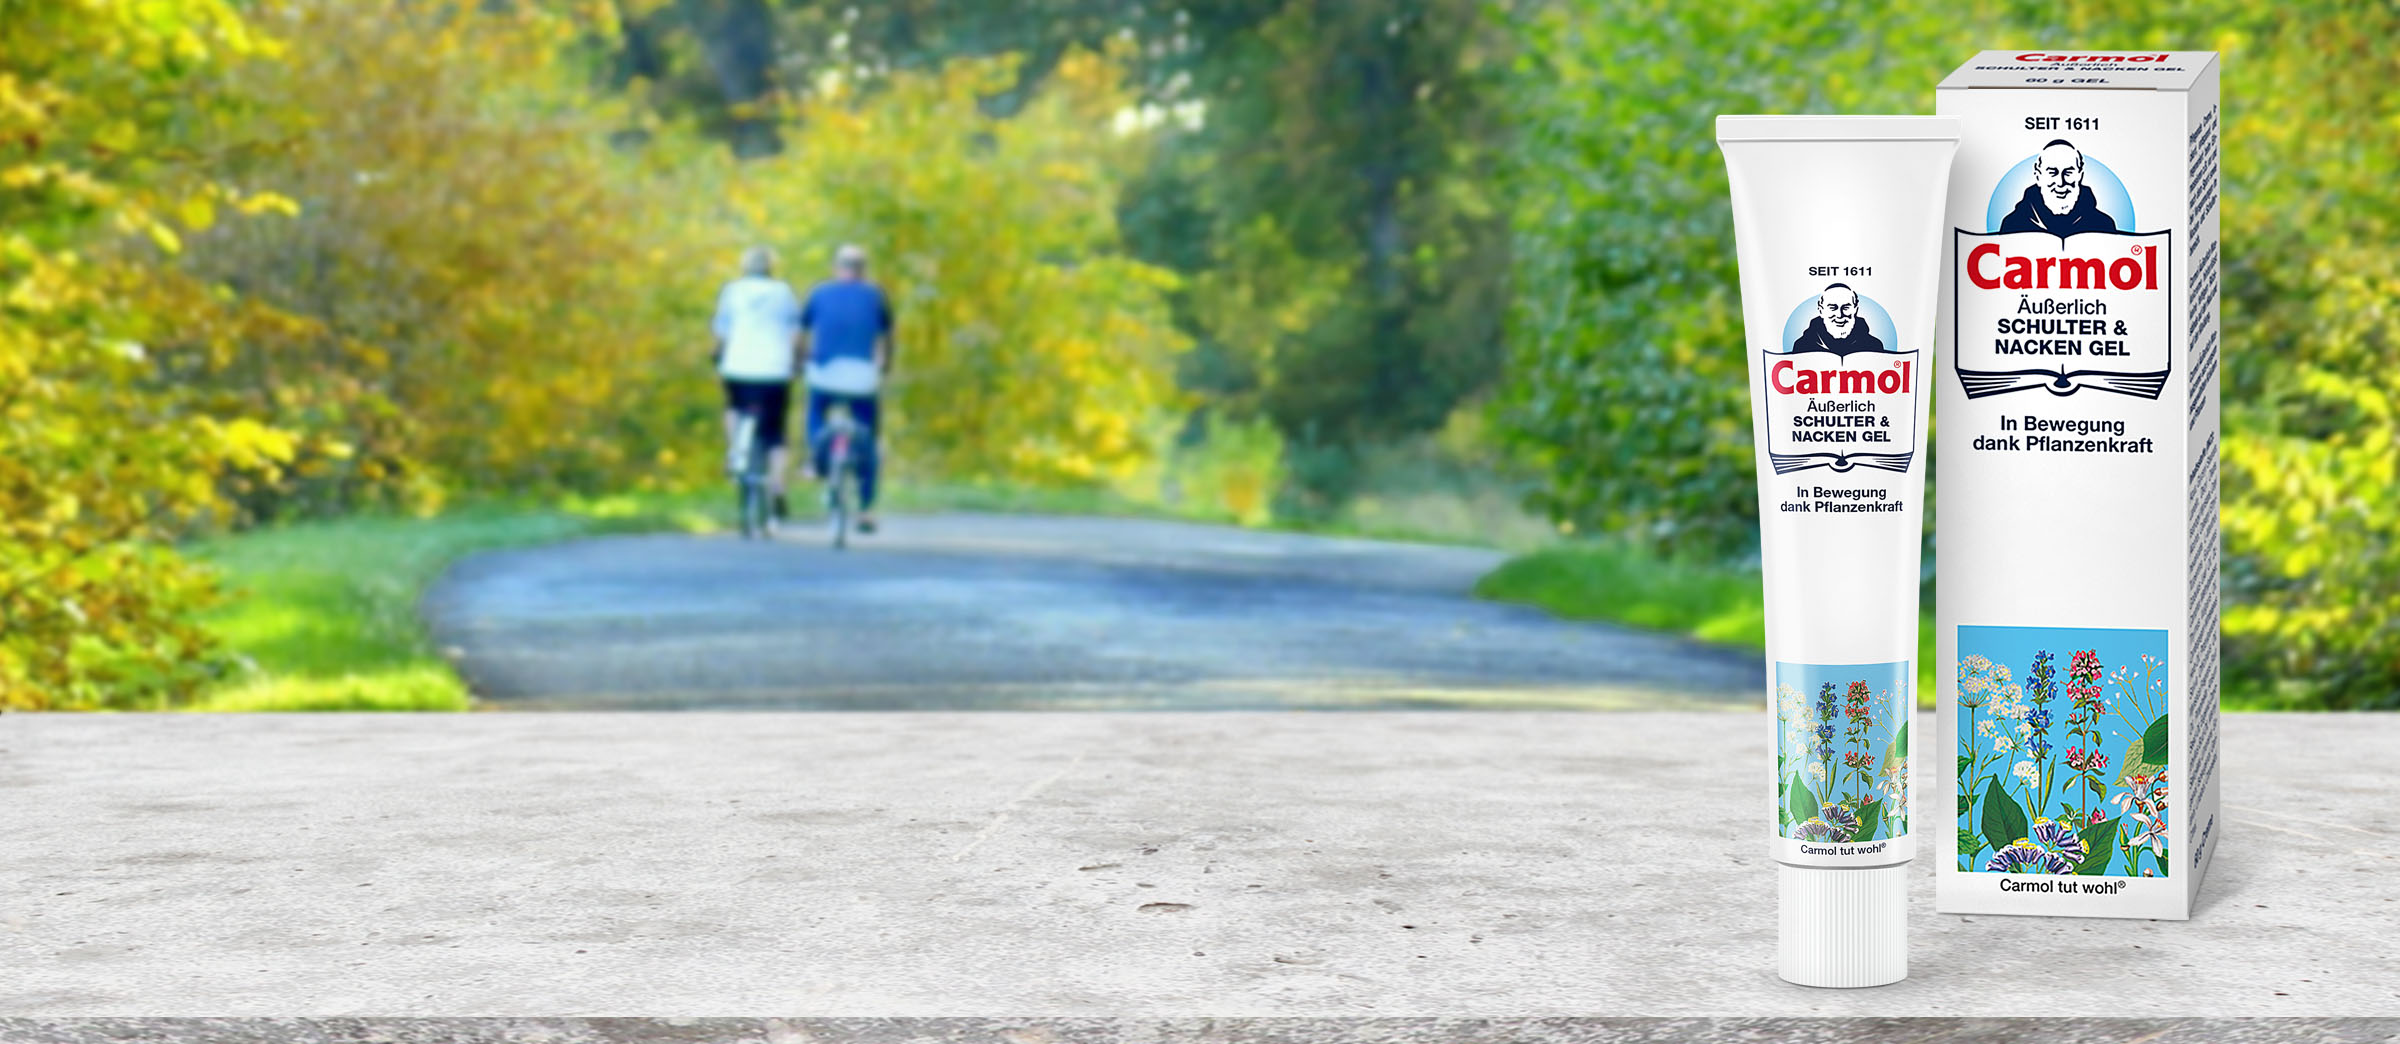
[1778,864,1907,988]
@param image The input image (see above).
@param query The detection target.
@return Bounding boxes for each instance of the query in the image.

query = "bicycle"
[728,407,775,541]
[816,402,868,550]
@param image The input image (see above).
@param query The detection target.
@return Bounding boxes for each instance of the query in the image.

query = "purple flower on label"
[1985,842,2074,875]
[2029,817,2088,865]
[1820,803,1859,839]
[1795,818,1838,842]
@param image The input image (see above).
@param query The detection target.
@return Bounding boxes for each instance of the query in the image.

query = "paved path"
[421,514,1757,709]
[4,712,2392,1016]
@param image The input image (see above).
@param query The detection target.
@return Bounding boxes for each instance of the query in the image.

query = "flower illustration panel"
[1954,624,2171,878]
[1775,659,1909,844]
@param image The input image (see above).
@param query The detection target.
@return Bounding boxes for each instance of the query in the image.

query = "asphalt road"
[421,513,1758,709]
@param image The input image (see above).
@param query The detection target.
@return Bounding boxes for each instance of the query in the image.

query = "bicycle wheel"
[731,413,769,540]
[825,451,850,550]
[742,477,771,540]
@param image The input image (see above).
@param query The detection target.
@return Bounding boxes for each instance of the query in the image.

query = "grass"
[188,494,713,711]
[1474,542,1940,706]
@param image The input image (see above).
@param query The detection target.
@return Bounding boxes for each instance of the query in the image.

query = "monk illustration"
[1789,283,1886,356]
[2000,139,2120,235]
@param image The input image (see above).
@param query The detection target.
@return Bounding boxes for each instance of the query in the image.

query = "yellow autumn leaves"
[4,2,1189,707]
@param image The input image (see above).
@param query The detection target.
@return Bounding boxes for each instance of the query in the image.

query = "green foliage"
[2075,818,2121,876]
[1170,1,1513,462]
[624,1,1519,510]
[0,0,311,707]
[5,1,1206,707]
[1476,542,1940,700]
[1501,1,2400,706]
[2140,715,2171,766]
[1786,776,1817,831]
[1476,543,1767,645]
[1851,799,1884,845]
[1980,776,2030,856]
[1497,0,1961,553]
[196,1,713,505]
[2171,4,2400,708]
[718,50,1189,488]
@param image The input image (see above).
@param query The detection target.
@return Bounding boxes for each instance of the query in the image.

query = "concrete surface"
[2,712,2395,1017]
[2,1018,2398,1044]
[421,514,1756,709]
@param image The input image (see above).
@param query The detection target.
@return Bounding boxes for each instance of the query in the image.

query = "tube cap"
[1778,864,1907,987]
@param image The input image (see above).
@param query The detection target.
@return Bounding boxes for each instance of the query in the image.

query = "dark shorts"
[722,379,791,449]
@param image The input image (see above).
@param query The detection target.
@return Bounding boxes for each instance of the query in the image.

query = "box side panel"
[2183,63,2224,906]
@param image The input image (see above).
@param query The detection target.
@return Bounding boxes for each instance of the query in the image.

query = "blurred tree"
[722,50,1189,486]
[2057,2,2400,708]
[1495,0,1964,553]
[192,1,715,502]
[612,0,1516,511]
[1155,1,1513,514]
[0,0,317,706]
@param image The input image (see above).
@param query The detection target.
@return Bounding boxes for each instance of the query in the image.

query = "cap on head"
[740,246,776,277]
[834,243,868,273]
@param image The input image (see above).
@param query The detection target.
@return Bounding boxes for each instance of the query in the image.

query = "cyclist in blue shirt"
[799,244,894,534]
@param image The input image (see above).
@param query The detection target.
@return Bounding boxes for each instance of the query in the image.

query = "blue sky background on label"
[1778,289,1900,354]
[1775,658,1910,798]
[1954,624,2171,876]
[1982,150,2137,232]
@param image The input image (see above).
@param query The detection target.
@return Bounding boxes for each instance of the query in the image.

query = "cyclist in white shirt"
[711,246,804,522]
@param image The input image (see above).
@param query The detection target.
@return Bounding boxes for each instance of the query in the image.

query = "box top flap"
[1940,51,2218,91]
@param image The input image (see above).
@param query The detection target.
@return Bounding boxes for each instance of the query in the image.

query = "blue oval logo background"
[1779,290,1898,354]
[1983,151,2136,233]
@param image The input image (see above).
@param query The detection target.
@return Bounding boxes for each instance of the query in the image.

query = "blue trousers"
[806,389,879,509]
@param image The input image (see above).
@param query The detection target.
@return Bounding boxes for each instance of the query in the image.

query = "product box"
[1934,51,2221,918]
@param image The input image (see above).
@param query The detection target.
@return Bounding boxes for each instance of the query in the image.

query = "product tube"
[1716,115,1958,988]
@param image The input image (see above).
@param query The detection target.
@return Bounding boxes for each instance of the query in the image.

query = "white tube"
[1717,115,1958,988]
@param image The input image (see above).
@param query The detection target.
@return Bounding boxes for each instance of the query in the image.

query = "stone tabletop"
[3,712,2393,1016]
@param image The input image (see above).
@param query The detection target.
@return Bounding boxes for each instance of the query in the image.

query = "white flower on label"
[2013,760,2039,787]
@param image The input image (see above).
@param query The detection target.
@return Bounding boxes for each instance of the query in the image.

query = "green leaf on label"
[1980,777,2030,857]
[2087,776,2108,797]
[1957,827,1985,857]
[2116,736,2151,785]
[1957,754,1972,777]
[1893,721,1909,759]
[1787,776,1818,832]
[1851,799,1884,843]
[1957,793,1971,816]
[2140,715,2171,767]
[2076,818,2121,875]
